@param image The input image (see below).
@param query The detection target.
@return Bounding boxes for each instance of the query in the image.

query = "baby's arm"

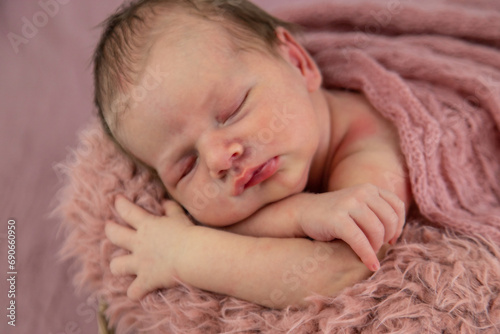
[106,196,378,308]
[222,146,411,271]
[222,187,404,272]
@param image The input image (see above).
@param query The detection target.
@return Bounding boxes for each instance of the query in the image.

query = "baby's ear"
[275,27,322,92]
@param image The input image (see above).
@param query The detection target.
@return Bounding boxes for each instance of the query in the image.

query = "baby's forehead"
[112,9,277,132]
[150,8,275,61]
[139,16,271,92]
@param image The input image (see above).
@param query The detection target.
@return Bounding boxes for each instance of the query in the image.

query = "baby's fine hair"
[93,0,297,137]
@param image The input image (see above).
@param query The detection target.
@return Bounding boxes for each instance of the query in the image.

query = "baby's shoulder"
[326,88,400,160]
[327,89,396,140]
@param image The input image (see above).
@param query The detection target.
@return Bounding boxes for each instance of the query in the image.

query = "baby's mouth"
[232,156,279,196]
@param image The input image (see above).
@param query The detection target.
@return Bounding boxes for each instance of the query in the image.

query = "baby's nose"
[207,142,244,179]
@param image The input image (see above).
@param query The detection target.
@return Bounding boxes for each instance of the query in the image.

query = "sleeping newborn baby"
[97,0,412,308]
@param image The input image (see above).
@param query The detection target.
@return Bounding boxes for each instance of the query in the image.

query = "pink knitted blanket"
[283,0,500,244]
[56,0,500,332]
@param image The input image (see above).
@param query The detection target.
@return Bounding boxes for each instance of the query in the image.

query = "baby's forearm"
[218,193,306,238]
[176,225,372,308]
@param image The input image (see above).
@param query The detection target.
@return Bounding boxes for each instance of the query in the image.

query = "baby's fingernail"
[371,262,380,271]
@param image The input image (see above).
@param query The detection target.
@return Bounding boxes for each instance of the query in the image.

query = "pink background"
[0,0,306,333]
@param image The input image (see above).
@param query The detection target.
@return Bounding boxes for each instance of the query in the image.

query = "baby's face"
[115,16,325,226]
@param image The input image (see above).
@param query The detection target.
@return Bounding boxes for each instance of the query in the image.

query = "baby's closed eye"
[219,89,250,125]
[179,154,198,180]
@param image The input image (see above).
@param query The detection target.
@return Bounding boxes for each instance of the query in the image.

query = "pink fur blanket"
[56,0,500,332]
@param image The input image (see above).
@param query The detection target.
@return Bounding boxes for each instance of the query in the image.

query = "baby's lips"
[232,156,280,196]
[232,165,260,196]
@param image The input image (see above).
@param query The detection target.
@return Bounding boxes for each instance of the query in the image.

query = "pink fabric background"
[0,0,306,333]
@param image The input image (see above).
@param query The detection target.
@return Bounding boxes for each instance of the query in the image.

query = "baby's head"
[94,0,325,226]
[95,0,296,134]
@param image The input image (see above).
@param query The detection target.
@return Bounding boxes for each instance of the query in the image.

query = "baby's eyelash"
[223,90,249,124]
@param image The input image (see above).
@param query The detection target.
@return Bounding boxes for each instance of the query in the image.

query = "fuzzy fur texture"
[56,0,500,332]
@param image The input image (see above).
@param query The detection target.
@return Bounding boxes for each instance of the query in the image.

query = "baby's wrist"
[280,192,313,237]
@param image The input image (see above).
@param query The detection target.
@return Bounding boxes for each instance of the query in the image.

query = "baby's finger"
[109,254,136,276]
[161,199,185,217]
[127,278,147,301]
[378,189,406,243]
[337,218,380,272]
[366,195,399,244]
[349,207,385,252]
[115,196,153,229]
[105,221,136,250]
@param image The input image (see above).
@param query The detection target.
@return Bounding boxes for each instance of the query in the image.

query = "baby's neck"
[304,88,338,192]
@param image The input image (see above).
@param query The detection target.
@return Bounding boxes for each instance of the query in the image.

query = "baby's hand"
[105,196,194,300]
[298,184,405,271]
